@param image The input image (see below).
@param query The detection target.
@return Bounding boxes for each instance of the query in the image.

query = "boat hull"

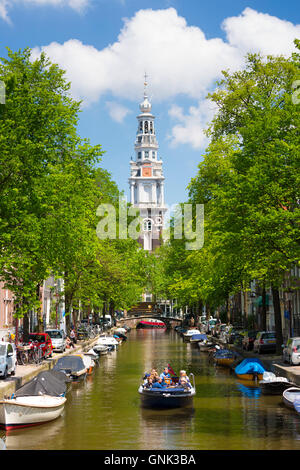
[260,381,294,395]
[283,387,300,409]
[136,321,166,329]
[236,373,263,381]
[0,396,66,431]
[139,386,195,409]
[214,357,235,367]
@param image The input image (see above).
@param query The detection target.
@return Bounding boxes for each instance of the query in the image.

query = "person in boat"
[144,377,153,389]
[151,377,167,389]
[160,367,171,380]
[150,369,159,382]
[178,370,192,389]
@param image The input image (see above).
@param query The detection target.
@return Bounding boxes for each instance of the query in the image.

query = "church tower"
[129,75,167,251]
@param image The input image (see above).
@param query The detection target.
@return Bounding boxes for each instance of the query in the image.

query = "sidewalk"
[0,336,99,399]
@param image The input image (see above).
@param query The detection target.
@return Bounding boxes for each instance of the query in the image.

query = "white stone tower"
[129,75,167,252]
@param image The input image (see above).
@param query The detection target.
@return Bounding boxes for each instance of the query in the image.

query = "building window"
[150,122,153,134]
[144,121,148,134]
[152,151,155,159]
[139,122,143,133]
[144,151,149,159]
[143,218,152,232]
[138,152,141,159]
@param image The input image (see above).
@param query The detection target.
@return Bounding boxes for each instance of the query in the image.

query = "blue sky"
[0,0,299,206]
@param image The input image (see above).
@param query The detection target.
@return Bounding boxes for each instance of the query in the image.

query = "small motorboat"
[85,348,100,362]
[235,358,266,382]
[183,329,200,342]
[213,349,237,367]
[0,370,68,430]
[136,319,166,329]
[114,327,127,335]
[92,343,109,355]
[75,354,95,375]
[0,395,66,431]
[282,387,300,409]
[259,372,295,395]
[197,335,214,351]
[138,374,196,409]
[95,336,119,350]
[53,355,87,381]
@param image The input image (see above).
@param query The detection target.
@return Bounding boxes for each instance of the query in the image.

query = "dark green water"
[3,329,300,450]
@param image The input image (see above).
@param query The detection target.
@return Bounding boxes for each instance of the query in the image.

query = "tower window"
[152,151,155,159]
[144,121,148,133]
[150,122,153,134]
[144,151,149,158]
[139,122,143,133]
[143,218,152,232]
[138,152,141,159]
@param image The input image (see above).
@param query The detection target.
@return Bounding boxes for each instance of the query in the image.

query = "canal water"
[2,329,300,450]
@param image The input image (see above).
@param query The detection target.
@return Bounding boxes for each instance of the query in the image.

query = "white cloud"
[31,7,300,148]
[222,7,300,57]
[0,0,89,22]
[168,99,218,149]
[105,100,131,123]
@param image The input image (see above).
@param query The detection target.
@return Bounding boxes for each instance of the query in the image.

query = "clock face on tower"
[142,166,152,177]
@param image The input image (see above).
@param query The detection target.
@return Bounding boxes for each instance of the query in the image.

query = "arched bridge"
[118,314,183,329]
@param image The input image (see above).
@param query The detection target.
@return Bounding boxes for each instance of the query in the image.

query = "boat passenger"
[160,367,171,380]
[144,377,153,389]
[150,369,159,382]
[151,377,167,389]
[178,370,192,388]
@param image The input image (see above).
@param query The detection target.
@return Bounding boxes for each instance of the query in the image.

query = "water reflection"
[236,380,262,399]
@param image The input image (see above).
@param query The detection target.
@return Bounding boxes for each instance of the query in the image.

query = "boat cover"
[191,334,207,341]
[235,358,265,375]
[53,355,86,373]
[145,387,187,394]
[15,370,67,397]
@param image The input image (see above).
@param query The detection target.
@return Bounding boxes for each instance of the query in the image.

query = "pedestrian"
[70,328,76,345]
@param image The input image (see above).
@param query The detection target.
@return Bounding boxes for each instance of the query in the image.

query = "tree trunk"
[271,285,284,355]
[261,285,267,331]
[36,284,44,332]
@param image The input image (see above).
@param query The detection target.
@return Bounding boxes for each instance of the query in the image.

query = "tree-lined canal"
[2,329,300,450]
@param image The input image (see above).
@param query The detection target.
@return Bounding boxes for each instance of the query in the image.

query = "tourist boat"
[183,329,200,342]
[0,370,67,431]
[0,395,66,431]
[282,387,300,409]
[136,319,166,329]
[138,374,196,409]
[53,355,87,381]
[213,349,237,368]
[259,371,295,395]
[234,358,266,381]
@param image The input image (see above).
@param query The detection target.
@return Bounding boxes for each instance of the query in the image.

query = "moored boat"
[282,387,300,409]
[136,319,166,329]
[183,329,200,342]
[190,333,207,344]
[234,358,266,381]
[0,395,66,431]
[53,356,87,381]
[259,371,294,395]
[213,349,237,367]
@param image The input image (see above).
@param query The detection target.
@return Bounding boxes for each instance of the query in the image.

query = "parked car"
[45,329,66,353]
[28,333,53,359]
[282,337,300,365]
[0,341,17,379]
[253,331,276,354]
[242,330,259,351]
